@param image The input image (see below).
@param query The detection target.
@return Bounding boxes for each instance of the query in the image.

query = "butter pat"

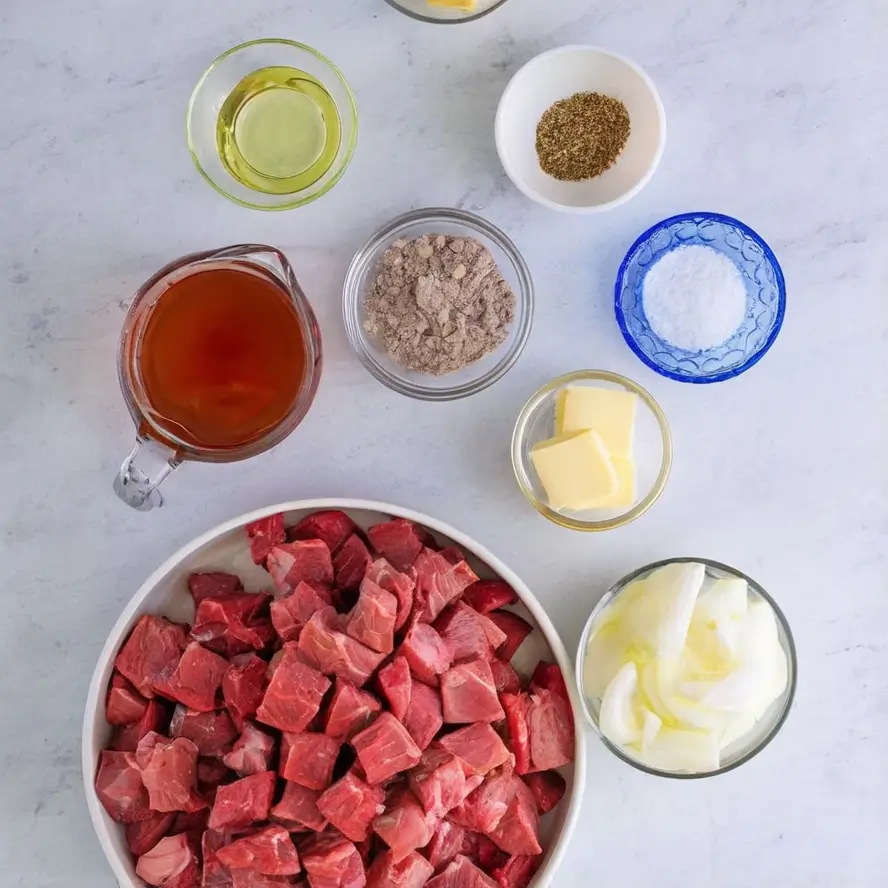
[530,430,618,511]
[555,386,638,459]
[591,456,636,508]
[427,0,477,9]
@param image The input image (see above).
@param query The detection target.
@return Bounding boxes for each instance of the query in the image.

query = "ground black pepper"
[535,91,631,182]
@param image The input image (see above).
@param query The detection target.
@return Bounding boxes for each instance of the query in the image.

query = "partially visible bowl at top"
[384,0,512,24]
[342,208,534,401]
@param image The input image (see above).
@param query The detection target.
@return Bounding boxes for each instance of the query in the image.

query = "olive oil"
[216,66,341,195]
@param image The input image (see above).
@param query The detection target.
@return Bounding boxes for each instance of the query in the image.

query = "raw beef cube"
[222,654,268,730]
[217,824,302,875]
[230,870,297,888]
[188,572,243,605]
[271,781,327,832]
[256,643,331,733]
[95,750,151,823]
[171,808,210,842]
[136,833,199,887]
[353,713,422,785]
[136,733,206,813]
[367,519,428,572]
[317,772,385,842]
[434,603,507,663]
[402,682,443,751]
[323,678,382,740]
[491,855,540,888]
[438,724,511,777]
[408,746,473,818]
[476,836,508,872]
[367,850,433,888]
[372,786,435,861]
[246,513,287,565]
[500,695,531,775]
[487,779,541,857]
[412,550,480,624]
[106,673,149,725]
[365,558,415,631]
[196,758,231,805]
[192,593,273,657]
[425,820,465,872]
[202,829,234,888]
[289,510,358,554]
[448,770,515,834]
[271,582,333,643]
[335,534,372,592]
[223,722,277,776]
[462,581,519,615]
[377,656,412,720]
[110,698,168,752]
[522,771,566,814]
[527,689,574,771]
[487,612,533,663]
[125,810,175,856]
[400,623,452,687]
[267,540,334,594]
[441,660,505,724]
[437,546,465,565]
[459,831,481,863]
[529,662,571,710]
[489,660,521,695]
[159,642,229,712]
[301,833,366,888]
[170,707,238,757]
[208,771,276,830]
[346,580,398,654]
[424,855,497,888]
[298,607,386,687]
[115,614,189,699]
[280,732,341,790]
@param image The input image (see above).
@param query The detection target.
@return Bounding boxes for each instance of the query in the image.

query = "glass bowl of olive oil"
[187,39,358,210]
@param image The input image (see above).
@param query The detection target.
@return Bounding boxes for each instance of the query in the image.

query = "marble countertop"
[2,0,886,885]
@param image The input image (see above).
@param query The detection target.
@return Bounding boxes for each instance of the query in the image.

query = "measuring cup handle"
[113,436,181,511]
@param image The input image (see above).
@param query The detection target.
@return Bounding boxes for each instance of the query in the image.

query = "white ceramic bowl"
[495,46,666,213]
[82,499,586,888]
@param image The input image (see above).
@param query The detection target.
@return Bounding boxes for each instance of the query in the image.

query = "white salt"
[641,245,747,352]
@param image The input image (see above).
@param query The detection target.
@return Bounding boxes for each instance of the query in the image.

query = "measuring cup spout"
[113,436,182,510]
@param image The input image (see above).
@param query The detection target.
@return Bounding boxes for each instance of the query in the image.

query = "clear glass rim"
[382,0,512,25]
[342,207,534,402]
[511,369,672,531]
[576,556,799,779]
[185,39,359,212]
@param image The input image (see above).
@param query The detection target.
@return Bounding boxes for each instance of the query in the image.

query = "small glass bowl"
[342,208,534,401]
[615,212,786,383]
[186,39,358,211]
[577,557,798,778]
[383,0,512,24]
[511,370,671,531]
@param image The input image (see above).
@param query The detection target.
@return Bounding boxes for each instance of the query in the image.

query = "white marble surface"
[1,0,886,885]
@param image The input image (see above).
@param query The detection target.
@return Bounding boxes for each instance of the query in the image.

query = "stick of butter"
[555,386,638,460]
[530,429,618,511]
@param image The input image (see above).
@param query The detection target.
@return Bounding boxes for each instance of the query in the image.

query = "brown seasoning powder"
[536,91,631,182]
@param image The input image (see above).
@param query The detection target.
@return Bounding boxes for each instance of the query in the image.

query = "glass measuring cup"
[114,244,322,510]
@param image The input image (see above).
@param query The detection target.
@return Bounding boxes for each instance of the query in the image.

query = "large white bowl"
[495,46,666,213]
[82,499,586,888]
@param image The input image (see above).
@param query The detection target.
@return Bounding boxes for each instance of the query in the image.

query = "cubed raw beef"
[301,833,367,888]
[271,582,333,643]
[136,733,205,813]
[95,750,151,823]
[158,642,229,712]
[289,510,358,554]
[217,824,302,875]
[111,699,168,752]
[271,781,327,832]
[437,546,465,565]
[365,558,415,631]
[441,661,504,724]
[197,757,231,788]
[230,869,298,888]
[500,695,531,775]
[353,713,422,785]
[424,855,497,888]
[106,673,149,725]
[298,607,386,687]
[487,779,541,857]
[372,786,435,862]
[171,808,210,842]
[529,662,571,711]
[367,519,428,572]
[267,540,334,594]
[378,656,412,721]
[412,550,479,624]
[366,850,433,888]
[191,593,273,657]
[402,682,443,751]
[522,771,566,814]
[136,833,199,887]
[462,581,518,615]
[433,603,507,663]
[317,773,385,842]
[425,820,465,872]
[246,513,287,565]
[323,678,382,740]
[223,722,276,776]
[400,623,452,687]
[222,654,268,730]
[459,831,481,863]
[334,534,372,592]
[448,770,515,835]
[438,724,511,777]
[491,855,540,888]
[202,829,234,888]
[115,614,189,699]
[488,660,521,695]
[125,810,176,856]
[346,580,398,654]
[526,689,573,772]
[188,572,243,605]
[487,613,533,663]
[280,732,341,790]
[408,746,474,819]
[170,707,238,757]
[256,643,331,733]
[475,836,508,872]
[208,771,276,830]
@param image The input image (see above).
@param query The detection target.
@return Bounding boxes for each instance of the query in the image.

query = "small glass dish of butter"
[511,370,672,531]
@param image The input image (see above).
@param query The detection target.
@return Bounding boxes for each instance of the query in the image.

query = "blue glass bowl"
[614,212,786,383]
